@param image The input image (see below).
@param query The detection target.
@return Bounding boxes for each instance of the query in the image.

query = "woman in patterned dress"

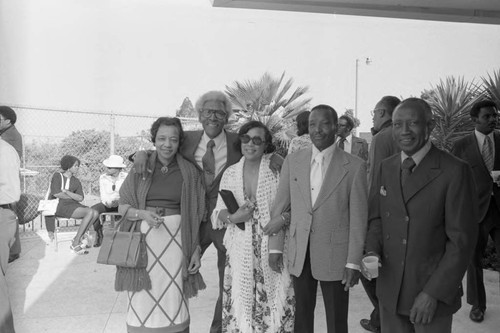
[212,121,295,333]
[118,117,206,333]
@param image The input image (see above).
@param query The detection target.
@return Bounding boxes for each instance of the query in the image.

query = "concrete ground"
[5,229,500,333]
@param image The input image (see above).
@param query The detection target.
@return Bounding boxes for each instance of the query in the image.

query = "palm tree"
[422,76,483,152]
[482,69,500,108]
[225,72,311,151]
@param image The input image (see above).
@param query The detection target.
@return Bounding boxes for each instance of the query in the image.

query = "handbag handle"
[114,206,141,233]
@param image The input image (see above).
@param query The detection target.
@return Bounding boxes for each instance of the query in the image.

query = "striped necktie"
[401,157,416,187]
[202,139,216,187]
[482,136,494,172]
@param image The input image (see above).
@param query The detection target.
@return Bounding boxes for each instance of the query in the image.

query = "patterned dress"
[212,155,295,333]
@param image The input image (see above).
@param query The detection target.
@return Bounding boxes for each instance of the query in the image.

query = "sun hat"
[103,155,126,168]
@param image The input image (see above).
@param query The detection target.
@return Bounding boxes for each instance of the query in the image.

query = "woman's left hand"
[188,248,201,274]
[263,215,285,236]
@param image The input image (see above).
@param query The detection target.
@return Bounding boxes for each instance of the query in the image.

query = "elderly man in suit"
[451,99,500,323]
[364,98,478,333]
[267,104,368,333]
[360,95,401,333]
[336,114,369,161]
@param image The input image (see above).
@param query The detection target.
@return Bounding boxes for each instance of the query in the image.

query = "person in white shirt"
[0,137,20,333]
[91,155,127,247]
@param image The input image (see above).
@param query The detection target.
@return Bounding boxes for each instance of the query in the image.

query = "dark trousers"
[294,248,349,333]
[380,304,452,333]
[361,275,380,328]
[199,221,226,333]
[467,197,500,311]
[90,203,118,230]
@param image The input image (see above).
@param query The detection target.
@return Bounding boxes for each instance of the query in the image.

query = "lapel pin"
[380,186,387,196]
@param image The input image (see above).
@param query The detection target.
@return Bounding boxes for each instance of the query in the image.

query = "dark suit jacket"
[0,125,22,159]
[452,131,500,222]
[368,124,400,188]
[180,130,242,218]
[351,135,369,161]
[365,145,478,317]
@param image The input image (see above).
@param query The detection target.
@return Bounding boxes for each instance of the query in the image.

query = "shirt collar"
[474,129,494,142]
[336,133,351,143]
[311,142,335,164]
[401,140,432,166]
[202,129,226,150]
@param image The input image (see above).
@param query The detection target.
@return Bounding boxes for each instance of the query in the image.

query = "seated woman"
[90,154,127,247]
[118,117,206,333]
[48,155,99,254]
[212,121,295,333]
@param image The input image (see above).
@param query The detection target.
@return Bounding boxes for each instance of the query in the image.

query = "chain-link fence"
[7,105,202,231]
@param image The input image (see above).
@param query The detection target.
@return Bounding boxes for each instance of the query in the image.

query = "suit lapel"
[313,147,348,210]
[402,146,442,204]
[351,138,359,156]
[385,155,407,211]
[493,131,500,170]
[181,131,203,169]
[295,148,313,211]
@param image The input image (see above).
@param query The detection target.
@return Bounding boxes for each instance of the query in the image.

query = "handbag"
[219,189,245,230]
[37,173,67,216]
[97,209,147,268]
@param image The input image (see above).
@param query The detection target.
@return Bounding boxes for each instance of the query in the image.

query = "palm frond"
[482,69,500,108]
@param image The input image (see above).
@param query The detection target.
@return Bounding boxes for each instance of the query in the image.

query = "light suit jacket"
[351,135,369,161]
[270,145,368,281]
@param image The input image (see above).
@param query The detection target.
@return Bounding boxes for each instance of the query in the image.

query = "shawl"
[212,154,292,332]
[117,151,206,298]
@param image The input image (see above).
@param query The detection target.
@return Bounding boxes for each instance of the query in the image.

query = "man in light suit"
[451,99,500,323]
[268,104,368,333]
[364,98,478,333]
[336,114,369,161]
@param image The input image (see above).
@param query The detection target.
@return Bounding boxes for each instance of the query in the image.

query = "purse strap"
[115,206,141,233]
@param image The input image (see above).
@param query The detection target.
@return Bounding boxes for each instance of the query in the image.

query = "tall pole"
[110,111,115,155]
[355,58,360,121]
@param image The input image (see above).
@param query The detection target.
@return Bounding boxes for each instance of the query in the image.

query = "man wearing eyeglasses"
[360,96,401,333]
[336,115,368,161]
[132,91,283,332]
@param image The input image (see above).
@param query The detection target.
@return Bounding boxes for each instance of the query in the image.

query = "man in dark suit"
[360,96,401,333]
[364,98,478,333]
[336,115,369,161]
[451,99,500,323]
[268,104,368,333]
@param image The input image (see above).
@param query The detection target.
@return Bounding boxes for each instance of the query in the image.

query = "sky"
[1,0,500,133]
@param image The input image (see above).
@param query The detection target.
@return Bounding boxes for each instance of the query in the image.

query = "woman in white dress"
[212,121,295,333]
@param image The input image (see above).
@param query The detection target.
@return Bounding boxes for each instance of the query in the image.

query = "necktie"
[401,157,416,187]
[482,136,494,172]
[310,154,323,206]
[202,140,216,188]
[338,138,346,150]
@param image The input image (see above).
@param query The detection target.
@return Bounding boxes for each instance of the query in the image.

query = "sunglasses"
[240,134,265,146]
[370,108,386,117]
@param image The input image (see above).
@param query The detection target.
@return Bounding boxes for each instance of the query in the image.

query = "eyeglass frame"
[239,134,265,146]
[370,108,386,117]
[200,108,227,120]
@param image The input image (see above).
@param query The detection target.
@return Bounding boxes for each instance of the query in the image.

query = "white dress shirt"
[400,140,432,168]
[0,138,20,204]
[194,130,228,177]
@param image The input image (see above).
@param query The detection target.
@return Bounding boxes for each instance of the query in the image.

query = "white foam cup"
[362,255,379,279]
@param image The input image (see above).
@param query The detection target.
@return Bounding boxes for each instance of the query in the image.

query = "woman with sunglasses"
[90,155,128,247]
[212,121,294,333]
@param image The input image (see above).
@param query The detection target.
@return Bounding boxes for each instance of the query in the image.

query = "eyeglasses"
[240,134,265,146]
[201,109,227,120]
[370,108,385,117]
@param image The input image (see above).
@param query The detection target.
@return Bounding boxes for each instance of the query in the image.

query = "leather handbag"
[219,189,245,230]
[97,209,147,268]
[38,173,67,216]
